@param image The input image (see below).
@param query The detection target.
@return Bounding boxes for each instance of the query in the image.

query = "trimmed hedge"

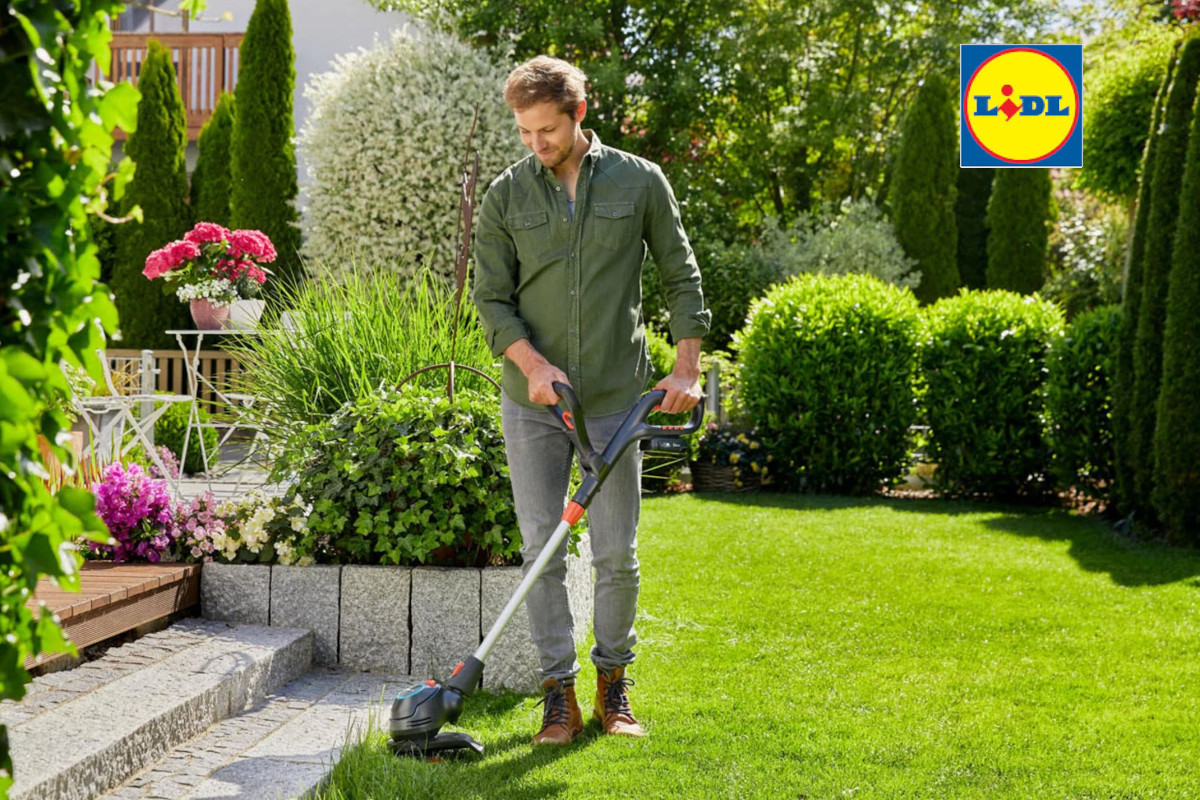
[190,91,236,227]
[1114,42,1178,517]
[1130,37,1200,519]
[919,290,1064,498]
[734,273,921,494]
[230,0,302,288]
[1045,305,1120,505]
[1152,58,1200,544]
[112,39,192,349]
[985,167,1052,294]
[891,72,960,304]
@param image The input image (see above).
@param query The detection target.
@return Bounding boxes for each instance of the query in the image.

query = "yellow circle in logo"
[964,48,1079,164]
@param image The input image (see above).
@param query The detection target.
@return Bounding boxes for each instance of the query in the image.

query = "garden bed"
[199,535,592,692]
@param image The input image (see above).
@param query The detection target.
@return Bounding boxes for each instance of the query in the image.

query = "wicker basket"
[690,460,765,493]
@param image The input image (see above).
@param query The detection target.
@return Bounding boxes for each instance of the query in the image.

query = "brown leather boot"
[594,667,645,737]
[531,677,583,746]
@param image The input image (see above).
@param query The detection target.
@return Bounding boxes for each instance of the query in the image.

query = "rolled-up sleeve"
[643,165,711,342]
[473,179,529,357]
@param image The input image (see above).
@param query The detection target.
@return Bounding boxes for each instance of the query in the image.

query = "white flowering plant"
[181,491,314,565]
[298,25,525,283]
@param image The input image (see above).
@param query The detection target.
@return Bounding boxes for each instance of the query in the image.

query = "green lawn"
[315,494,1200,799]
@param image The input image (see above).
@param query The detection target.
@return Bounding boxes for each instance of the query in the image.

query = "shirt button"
[525,221,531,227]
[562,218,568,223]
[569,290,575,296]
[555,186,561,192]
[612,211,619,217]
[571,367,577,373]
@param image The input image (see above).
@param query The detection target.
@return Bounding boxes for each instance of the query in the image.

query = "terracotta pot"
[189,298,230,330]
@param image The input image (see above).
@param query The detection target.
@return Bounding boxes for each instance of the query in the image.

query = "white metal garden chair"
[73,349,194,497]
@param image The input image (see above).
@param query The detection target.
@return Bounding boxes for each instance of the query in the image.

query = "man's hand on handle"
[505,339,571,405]
[653,337,703,414]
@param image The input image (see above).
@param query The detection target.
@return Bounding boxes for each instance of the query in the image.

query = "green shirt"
[473,131,711,416]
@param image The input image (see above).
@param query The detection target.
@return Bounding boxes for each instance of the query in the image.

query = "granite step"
[98,669,409,800]
[3,619,314,800]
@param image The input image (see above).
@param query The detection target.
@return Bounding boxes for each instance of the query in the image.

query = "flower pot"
[225,299,265,330]
[189,298,230,330]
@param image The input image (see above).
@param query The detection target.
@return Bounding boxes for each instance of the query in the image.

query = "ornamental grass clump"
[734,273,921,494]
[229,260,498,455]
[91,463,180,562]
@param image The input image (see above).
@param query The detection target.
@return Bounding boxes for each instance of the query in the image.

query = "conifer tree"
[112,39,192,349]
[190,91,236,226]
[955,166,994,290]
[1113,44,1177,517]
[891,72,959,303]
[985,168,1052,294]
[1130,36,1200,519]
[1152,46,1200,543]
[230,0,302,288]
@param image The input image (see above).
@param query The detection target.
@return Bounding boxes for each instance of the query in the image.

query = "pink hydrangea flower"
[184,222,231,246]
[227,229,277,263]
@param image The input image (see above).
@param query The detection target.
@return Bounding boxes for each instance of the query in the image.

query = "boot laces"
[537,683,571,730]
[604,675,636,718]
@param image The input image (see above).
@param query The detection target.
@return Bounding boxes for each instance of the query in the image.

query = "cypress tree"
[985,167,1052,294]
[1152,50,1200,544]
[190,91,236,226]
[955,166,994,290]
[1130,37,1200,520]
[891,72,959,304]
[1114,44,1177,518]
[112,39,192,349]
[230,0,302,289]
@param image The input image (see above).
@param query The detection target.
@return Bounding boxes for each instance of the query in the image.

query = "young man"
[473,56,709,746]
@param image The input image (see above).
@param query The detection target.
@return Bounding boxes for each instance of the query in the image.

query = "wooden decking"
[25,562,201,670]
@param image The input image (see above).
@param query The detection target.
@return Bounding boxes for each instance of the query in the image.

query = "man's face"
[514,101,583,170]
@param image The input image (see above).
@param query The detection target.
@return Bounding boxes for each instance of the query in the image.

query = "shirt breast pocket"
[590,201,639,253]
[506,209,552,261]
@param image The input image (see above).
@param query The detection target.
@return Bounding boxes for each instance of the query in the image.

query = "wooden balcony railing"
[95,32,244,141]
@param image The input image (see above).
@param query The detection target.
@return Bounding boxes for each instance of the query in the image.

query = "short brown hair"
[504,56,587,115]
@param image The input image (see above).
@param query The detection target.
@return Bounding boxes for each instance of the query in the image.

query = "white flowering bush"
[299,25,525,282]
[182,491,313,565]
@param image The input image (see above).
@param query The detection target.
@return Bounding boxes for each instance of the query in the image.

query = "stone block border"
[200,535,592,693]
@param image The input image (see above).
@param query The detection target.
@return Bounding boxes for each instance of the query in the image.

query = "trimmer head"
[389,662,486,757]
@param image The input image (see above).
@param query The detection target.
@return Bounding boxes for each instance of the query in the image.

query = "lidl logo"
[960,44,1082,168]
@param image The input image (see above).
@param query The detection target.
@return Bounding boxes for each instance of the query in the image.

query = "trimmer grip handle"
[636,389,706,436]
[549,381,593,458]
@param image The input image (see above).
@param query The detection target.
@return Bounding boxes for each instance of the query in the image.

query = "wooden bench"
[24,562,201,670]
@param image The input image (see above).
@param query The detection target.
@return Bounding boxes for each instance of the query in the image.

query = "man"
[473,55,710,746]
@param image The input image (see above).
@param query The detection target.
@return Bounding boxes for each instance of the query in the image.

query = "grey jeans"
[501,391,642,681]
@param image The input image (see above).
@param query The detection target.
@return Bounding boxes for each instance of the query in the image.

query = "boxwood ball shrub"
[291,387,520,567]
[1045,304,1120,506]
[919,290,1064,498]
[299,26,524,283]
[734,273,921,494]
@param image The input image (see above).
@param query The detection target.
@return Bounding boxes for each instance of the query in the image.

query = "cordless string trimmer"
[389,381,703,757]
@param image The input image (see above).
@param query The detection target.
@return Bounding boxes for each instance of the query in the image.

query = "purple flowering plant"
[91,463,181,562]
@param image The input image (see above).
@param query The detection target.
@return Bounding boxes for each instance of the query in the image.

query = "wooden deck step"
[25,562,201,670]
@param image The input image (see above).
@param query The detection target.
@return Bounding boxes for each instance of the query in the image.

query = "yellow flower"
[729,452,741,464]
[734,479,743,487]
[751,462,760,473]
[749,441,759,450]
[736,433,748,444]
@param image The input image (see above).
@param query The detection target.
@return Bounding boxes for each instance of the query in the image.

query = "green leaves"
[290,387,519,567]
[735,273,921,494]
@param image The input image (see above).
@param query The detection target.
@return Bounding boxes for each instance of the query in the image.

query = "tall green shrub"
[1045,305,1121,506]
[891,72,959,304]
[190,91,236,226]
[1152,67,1200,544]
[955,167,994,290]
[1080,35,1176,202]
[230,0,302,288]
[1114,43,1178,517]
[1130,36,1200,520]
[919,290,1064,498]
[985,168,1052,294]
[112,39,192,349]
[734,273,921,494]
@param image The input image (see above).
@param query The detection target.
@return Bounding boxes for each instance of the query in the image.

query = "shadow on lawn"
[687,490,1200,589]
